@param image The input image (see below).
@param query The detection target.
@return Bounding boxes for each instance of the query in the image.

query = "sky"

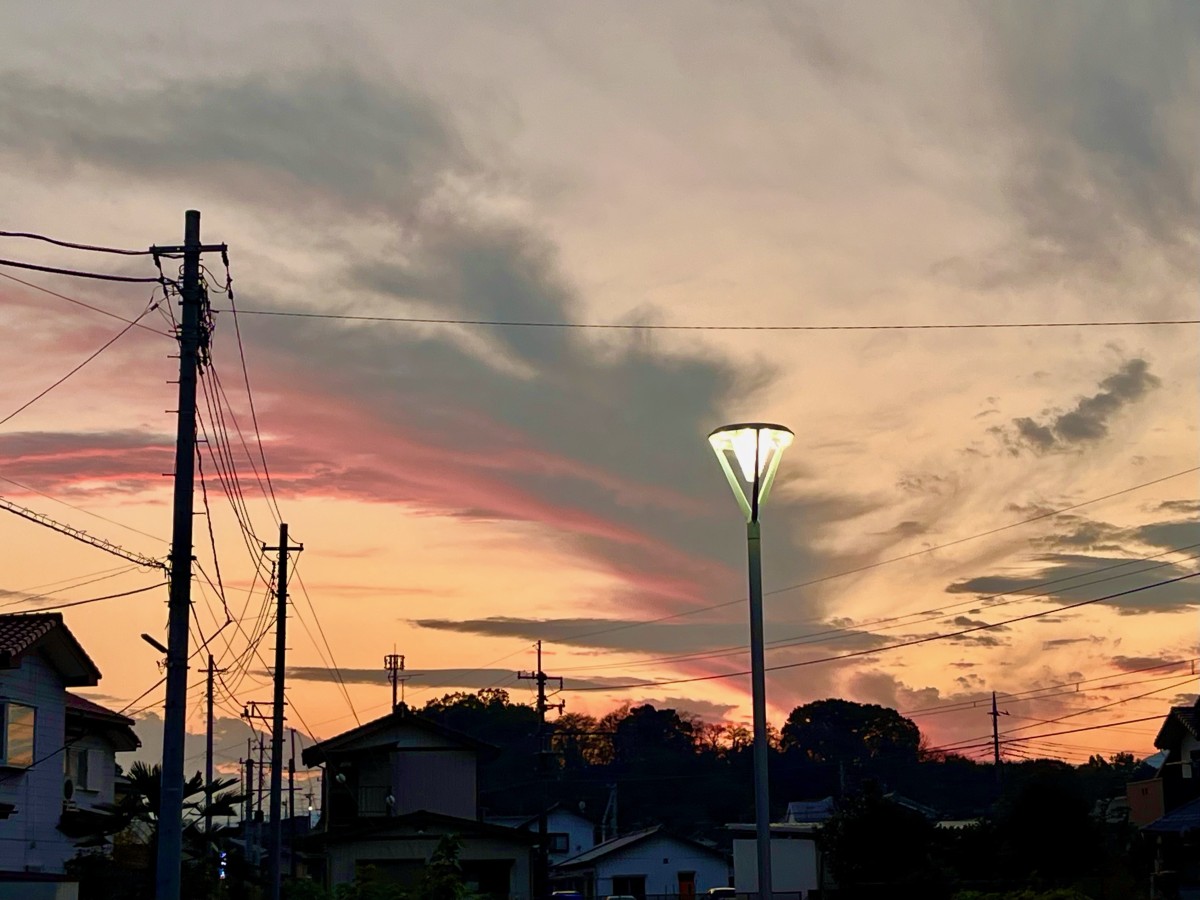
[0,1,1197,786]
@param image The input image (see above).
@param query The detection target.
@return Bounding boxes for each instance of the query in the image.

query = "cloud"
[940,3,1199,287]
[283,665,625,693]
[410,614,892,660]
[947,551,1200,614]
[0,69,466,218]
[0,430,173,495]
[1110,655,1182,672]
[1006,359,1161,454]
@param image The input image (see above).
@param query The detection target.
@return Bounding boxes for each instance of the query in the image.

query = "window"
[66,746,90,790]
[1,703,35,768]
[549,832,570,853]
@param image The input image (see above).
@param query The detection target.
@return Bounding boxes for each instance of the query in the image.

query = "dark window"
[549,833,570,853]
[612,876,646,899]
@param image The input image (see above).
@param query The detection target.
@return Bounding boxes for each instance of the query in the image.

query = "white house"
[0,613,122,900]
[486,804,597,865]
[553,825,730,899]
[57,693,139,846]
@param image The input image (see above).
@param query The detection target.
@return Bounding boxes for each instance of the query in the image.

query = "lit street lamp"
[708,423,794,900]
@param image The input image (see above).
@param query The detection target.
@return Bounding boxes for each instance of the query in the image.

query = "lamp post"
[708,423,793,900]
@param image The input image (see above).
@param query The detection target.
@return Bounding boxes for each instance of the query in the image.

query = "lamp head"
[707,422,793,522]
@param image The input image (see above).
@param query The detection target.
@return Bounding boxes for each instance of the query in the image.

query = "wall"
[732,838,820,895]
[546,809,595,862]
[393,749,476,818]
[64,733,116,812]
[592,834,729,897]
[328,832,531,899]
[0,652,75,875]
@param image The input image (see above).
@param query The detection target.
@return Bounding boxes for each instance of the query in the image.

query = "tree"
[781,698,921,765]
[823,782,948,898]
[69,761,243,899]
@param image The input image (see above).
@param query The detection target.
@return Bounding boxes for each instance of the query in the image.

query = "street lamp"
[708,422,793,900]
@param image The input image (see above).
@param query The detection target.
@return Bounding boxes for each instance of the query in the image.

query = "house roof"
[306,809,537,846]
[301,704,497,766]
[1144,795,1200,834]
[1154,704,1200,750]
[0,613,101,686]
[785,797,836,824]
[555,825,725,869]
[486,803,594,831]
[66,692,140,752]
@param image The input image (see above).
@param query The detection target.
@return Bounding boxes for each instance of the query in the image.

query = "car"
[605,895,637,900]
[706,889,737,900]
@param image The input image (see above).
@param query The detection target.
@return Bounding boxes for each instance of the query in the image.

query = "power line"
[5,581,164,613]
[0,474,167,544]
[0,256,161,284]
[218,307,1200,331]
[940,715,1165,754]
[0,271,173,336]
[559,464,1200,643]
[556,544,1200,675]
[0,231,153,256]
[0,295,161,427]
[563,570,1200,692]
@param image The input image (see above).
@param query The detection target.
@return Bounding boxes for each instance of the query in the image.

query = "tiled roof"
[66,692,134,726]
[556,825,725,868]
[0,613,62,656]
[1144,795,1200,834]
[0,612,101,686]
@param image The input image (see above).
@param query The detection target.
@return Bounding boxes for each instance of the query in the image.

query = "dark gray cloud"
[0,70,464,216]
[1110,655,1181,672]
[1006,359,1161,454]
[410,615,892,659]
[942,3,1199,286]
[283,666,625,693]
[947,552,1200,614]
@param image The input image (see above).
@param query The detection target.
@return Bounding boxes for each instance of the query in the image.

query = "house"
[553,825,730,900]
[300,704,534,898]
[56,693,139,848]
[1128,700,1200,898]
[0,613,137,899]
[1128,698,1200,829]
[486,804,597,865]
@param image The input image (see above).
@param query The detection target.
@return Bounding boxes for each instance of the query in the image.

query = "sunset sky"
[0,2,1197,785]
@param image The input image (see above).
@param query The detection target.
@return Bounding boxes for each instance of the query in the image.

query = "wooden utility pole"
[155,210,227,900]
[519,641,564,900]
[202,655,224,850]
[990,691,1008,791]
[267,524,302,900]
[289,729,297,879]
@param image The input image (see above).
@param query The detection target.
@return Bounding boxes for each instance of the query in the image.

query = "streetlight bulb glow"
[708,422,794,523]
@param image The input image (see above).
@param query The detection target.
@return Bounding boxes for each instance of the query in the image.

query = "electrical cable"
[0,257,161,283]
[0,473,166,543]
[217,307,1200,331]
[0,270,171,335]
[558,465,1200,642]
[0,231,152,256]
[0,295,160,427]
[6,581,164,613]
[556,544,1200,675]
[564,569,1200,692]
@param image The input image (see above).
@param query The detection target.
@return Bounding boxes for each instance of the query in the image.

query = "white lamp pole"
[708,423,793,900]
